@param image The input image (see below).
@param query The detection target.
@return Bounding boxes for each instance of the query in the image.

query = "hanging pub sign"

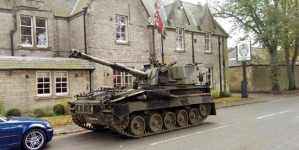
[237,40,251,62]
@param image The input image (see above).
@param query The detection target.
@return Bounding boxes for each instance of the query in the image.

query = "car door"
[0,121,11,149]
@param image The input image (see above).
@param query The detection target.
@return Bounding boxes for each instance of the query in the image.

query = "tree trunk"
[285,46,296,90]
[268,45,280,91]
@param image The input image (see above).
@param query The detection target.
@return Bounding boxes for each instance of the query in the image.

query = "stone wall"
[0,70,90,111]
[229,66,299,92]
[0,11,13,55]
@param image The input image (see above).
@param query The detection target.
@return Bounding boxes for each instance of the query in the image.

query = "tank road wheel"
[176,110,188,127]
[163,112,176,130]
[128,116,146,136]
[199,103,211,117]
[147,114,163,133]
[188,108,200,125]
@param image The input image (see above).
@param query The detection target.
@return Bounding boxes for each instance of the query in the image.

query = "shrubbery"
[0,99,5,116]
[220,91,231,98]
[34,108,45,117]
[211,91,231,99]
[22,112,37,118]
[60,99,71,115]
[53,104,65,116]
[6,108,21,117]
[41,106,56,117]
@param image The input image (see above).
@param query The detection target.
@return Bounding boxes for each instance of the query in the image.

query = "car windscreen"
[0,115,8,122]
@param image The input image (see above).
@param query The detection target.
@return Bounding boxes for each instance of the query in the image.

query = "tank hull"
[69,86,216,138]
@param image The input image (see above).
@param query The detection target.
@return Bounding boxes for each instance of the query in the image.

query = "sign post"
[237,40,251,98]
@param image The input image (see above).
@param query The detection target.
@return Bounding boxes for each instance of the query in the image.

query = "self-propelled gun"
[68,49,216,138]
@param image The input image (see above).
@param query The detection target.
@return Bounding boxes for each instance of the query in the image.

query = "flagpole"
[161,34,164,65]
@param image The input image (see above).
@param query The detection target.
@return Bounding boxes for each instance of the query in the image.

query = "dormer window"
[115,15,128,43]
[176,28,184,51]
[21,16,48,47]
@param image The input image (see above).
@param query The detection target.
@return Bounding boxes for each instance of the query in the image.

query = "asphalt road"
[44,96,299,150]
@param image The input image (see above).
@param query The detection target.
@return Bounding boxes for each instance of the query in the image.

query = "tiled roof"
[0,56,94,70]
[52,0,90,17]
[228,47,299,66]
[0,0,10,9]
[141,0,228,36]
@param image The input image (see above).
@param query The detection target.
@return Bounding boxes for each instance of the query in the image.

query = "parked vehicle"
[68,49,216,138]
[0,115,53,150]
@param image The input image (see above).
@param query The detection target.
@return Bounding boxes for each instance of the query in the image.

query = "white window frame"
[36,71,51,96]
[176,28,184,51]
[21,16,33,46]
[113,69,133,87]
[20,16,48,47]
[206,68,213,88]
[205,32,212,53]
[35,17,48,47]
[115,15,128,43]
[54,71,69,96]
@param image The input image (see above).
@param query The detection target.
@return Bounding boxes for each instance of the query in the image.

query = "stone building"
[228,47,299,92]
[0,0,229,111]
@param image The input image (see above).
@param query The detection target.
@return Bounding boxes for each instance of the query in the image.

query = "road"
[44,96,299,150]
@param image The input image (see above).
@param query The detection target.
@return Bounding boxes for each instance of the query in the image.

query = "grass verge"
[213,96,251,104]
[42,115,73,127]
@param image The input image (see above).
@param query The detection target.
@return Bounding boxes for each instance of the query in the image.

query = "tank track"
[110,115,208,138]
[109,104,210,138]
[71,104,211,138]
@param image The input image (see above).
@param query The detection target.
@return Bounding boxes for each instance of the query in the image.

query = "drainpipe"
[218,36,222,92]
[222,37,226,92]
[191,32,195,64]
[10,0,17,56]
[83,7,87,54]
[83,7,91,91]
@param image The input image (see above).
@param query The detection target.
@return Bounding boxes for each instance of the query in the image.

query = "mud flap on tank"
[210,103,216,115]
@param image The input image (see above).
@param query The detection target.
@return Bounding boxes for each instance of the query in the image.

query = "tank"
[68,49,216,138]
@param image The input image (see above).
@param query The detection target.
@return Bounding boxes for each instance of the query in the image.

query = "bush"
[211,91,220,99]
[60,99,71,115]
[220,91,231,98]
[22,112,37,118]
[53,104,65,116]
[0,99,5,116]
[42,106,56,117]
[6,108,21,117]
[34,108,45,117]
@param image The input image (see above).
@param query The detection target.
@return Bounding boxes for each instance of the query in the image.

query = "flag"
[154,0,166,36]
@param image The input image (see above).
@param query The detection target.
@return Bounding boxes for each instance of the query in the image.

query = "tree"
[279,0,299,90]
[212,0,298,91]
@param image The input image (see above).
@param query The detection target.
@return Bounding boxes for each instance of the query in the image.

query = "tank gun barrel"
[69,49,148,78]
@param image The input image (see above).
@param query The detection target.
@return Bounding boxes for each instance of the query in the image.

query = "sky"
[182,0,238,48]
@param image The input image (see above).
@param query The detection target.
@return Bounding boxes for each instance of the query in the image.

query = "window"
[21,16,47,47]
[205,33,212,52]
[113,70,133,87]
[115,15,128,42]
[176,28,184,50]
[36,71,69,96]
[206,68,213,87]
[36,18,47,46]
[37,71,51,96]
[55,72,68,95]
[21,17,33,46]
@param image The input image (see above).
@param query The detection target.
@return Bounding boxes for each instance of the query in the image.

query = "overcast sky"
[182,0,237,48]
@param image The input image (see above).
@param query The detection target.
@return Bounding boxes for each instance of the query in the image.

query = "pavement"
[53,92,299,136]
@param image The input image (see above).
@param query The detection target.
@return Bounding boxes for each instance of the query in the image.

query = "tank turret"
[69,49,207,87]
[68,49,216,138]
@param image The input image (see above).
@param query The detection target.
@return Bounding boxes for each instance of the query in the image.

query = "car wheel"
[22,129,46,150]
